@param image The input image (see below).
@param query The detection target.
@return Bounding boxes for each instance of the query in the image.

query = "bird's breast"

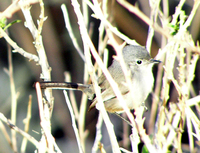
[130,69,154,105]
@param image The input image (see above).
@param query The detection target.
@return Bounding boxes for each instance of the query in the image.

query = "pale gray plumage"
[88,45,160,112]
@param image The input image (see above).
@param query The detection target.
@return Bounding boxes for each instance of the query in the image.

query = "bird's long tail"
[38,81,94,100]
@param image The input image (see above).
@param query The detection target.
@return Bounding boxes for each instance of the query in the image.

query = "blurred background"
[0,0,199,152]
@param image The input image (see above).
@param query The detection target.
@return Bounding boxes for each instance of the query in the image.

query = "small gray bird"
[39,45,161,113]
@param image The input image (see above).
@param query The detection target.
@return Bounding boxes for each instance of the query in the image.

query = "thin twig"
[0,0,39,19]
[146,0,161,52]
[64,72,79,119]
[186,95,200,106]
[117,0,171,38]
[19,1,55,151]
[35,82,61,153]
[63,90,84,153]
[0,112,39,149]
[134,106,158,153]
[68,0,122,152]
[21,95,32,153]
[162,111,181,152]
[84,0,138,46]
[8,36,17,153]
[61,4,85,62]
[185,107,194,152]
[0,27,39,62]
[92,113,103,153]
[0,120,12,148]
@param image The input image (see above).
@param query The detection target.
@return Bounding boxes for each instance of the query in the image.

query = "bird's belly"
[103,71,154,112]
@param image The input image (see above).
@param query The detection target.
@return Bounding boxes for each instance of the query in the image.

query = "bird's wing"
[88,83,130,111]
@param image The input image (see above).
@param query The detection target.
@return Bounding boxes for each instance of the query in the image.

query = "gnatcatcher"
[39,45,161,113]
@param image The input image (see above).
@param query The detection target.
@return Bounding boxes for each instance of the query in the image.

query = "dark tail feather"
[36,81,94,100]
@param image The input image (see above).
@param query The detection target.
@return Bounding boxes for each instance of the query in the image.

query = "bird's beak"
[150,59,162,63]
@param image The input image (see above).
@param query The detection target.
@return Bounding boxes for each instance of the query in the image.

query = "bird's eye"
[137,60,142,64]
